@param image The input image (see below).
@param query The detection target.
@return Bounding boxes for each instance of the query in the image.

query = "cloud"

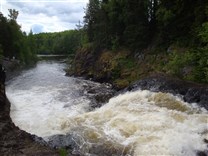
[31,24,44,34]
[1,0,88,33]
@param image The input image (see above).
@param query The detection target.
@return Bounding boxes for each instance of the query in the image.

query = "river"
[6,60,208,156]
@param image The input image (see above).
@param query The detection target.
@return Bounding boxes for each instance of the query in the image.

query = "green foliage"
[58,148,67,156]
[166,51,193,76]
[192,48,208,82]
[82,0,208,50]
[111,36,119,51]
[0,10,37,65]
[156,7,175,26]
[156,0,208,45]
[117,57,135,69]
[166,48,208,83]
[33,30,81,55]
[83,0,150,50]
[72,0,208,84]
[199,22,208,44]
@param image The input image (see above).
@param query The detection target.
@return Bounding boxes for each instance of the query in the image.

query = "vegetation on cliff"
[68,0,208,89]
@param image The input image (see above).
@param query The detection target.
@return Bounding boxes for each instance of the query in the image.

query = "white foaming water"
[61,90,208,156]
[6,61,98,137]
[6,61,208,156]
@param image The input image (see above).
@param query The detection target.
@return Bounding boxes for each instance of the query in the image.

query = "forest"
[69,0,208,87]
[0,9,81,65]
[0,9,37,65]
[32,29,81,55]
[83,0,208,50]
[0,0,208,86]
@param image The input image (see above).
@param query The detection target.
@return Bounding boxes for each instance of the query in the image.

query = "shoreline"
[2,60,208,155]
[0,84,58,155]
[0,59,60,155]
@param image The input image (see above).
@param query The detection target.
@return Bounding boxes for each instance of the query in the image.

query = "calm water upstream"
[6,60,208,156]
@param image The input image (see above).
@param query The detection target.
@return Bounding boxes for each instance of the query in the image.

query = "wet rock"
[184,88,202,103]
[123,74,208,110]
[47,134,76,149]
[196,138,208,156]
[0,82,58,155]
[84,83,115,109]
[184,88,208,110]
[197,150,208,156]
[31,134,49,146]
[204,139,208,144]
[47,134,82,156]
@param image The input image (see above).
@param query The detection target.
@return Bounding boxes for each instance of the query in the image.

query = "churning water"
[6,61,208,156]
[6,60,95,137]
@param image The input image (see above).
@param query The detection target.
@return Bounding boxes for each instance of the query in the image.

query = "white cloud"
[31,23,44,33]
[1,0,88,33]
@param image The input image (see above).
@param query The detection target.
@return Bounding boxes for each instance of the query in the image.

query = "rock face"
[67,48,138,90]
[47,134,79,155]
[83,82,115,109]
[124,74,208,110]
[0,84,58,155]
[2,59,22,81]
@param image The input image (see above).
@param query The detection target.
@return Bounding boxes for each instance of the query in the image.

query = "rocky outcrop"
[124,74,208,110]
[83,82,115,109]
[0,84,58,155]
[70,47,208,109]
[2,59,22,81]
[67,48,138,90]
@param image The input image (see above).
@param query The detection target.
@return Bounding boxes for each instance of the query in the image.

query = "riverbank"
[0,59,60,155]
[123,74,208,110]
[5,60,115,155]
[67,47,208,90]
[3,59,208,155]
[2,58,37,82]
[0,82,59,155]
[68,47,208,109]
[44,75,208,156]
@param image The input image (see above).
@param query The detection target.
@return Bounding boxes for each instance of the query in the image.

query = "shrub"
[166,48,208,83]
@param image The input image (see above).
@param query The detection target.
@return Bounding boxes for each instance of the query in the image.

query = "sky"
[0,0,88,33]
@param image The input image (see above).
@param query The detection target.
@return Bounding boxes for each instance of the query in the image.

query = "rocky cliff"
[123,74,208,110]
[0,83,58,155]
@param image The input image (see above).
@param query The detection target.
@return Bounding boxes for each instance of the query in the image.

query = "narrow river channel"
[6,60,208,156]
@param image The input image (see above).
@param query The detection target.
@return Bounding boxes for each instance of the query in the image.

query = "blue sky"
[0,0,88,33]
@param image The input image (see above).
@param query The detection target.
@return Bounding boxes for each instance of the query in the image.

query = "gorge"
[4,60,208,156]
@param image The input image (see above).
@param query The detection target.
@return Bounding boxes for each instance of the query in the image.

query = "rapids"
[6,60,208,156]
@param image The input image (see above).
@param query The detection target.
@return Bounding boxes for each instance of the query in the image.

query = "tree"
[122,0,150,50]
[33,30,81,55]
[84,0,101,42]
[0,10,37,64]
[156,0,208,45]
[8,9,19,21]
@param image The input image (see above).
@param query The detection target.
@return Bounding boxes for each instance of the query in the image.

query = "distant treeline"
[33,30,81,55]
[0,9,82,65]
[0,9,37,65]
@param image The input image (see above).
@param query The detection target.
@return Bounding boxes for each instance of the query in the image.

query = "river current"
[6,60,208,156]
